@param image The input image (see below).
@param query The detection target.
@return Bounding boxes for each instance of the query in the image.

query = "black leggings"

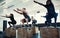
[8,21,16,26]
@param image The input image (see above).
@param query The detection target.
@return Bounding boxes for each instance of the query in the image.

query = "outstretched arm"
[1,16,6,17]
[41,16,46,18]
[13,9,23,14]
[34,0,46,7]
[17,8,22,11]
[1,15,10,18]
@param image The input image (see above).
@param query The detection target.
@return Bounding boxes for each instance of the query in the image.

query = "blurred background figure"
[31,16,37,24]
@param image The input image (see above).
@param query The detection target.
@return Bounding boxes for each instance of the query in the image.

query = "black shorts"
[23,19,26,22]
[8,21,16,24]
[23,18,31,22]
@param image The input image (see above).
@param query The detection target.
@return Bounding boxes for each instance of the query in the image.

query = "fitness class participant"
[34,0,58,25]
[1,13,16,27]
[14,8,31,26]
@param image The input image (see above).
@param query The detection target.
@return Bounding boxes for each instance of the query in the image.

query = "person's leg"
[46,15,51,27]
[8,21,12,27]
[54,13,58,23]
[45,16,48,25]
[25,18,31,27]
[54,13,58,27]
[21,19,24,25]
[54,17,57,28]
[12,24,15,27]
[25,18,28,25]
[54,17,57,23]
[21,19,26,27]
[12,21,16,27]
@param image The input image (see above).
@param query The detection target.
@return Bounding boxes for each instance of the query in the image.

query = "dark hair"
[47,0,51,1]
[10,13,13,16]
[47,0,52,3]
[23,8,26,10]
[46,0,52,5]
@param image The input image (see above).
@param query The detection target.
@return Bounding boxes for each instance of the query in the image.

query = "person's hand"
[34,0,38,3]
[33,0,36,2]
[13,9,21,13]
[17,8,21,11]
[33,0,35,2]
[41,16,43,17]
[13,9,16,11]
[6,14,7,16]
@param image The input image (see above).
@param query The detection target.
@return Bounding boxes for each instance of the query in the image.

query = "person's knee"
[8,22,10,24]
[25,19,28,21]
[21,19,24,23]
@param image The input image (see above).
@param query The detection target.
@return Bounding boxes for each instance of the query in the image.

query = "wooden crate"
[5,28,16,37]
[17,27,36,38]
[40,28,59,38]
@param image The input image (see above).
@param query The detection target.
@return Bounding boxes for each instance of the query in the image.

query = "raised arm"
[34,0,46,7]
[13,9,23,14]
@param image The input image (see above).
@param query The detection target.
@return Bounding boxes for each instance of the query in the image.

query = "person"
[41,13,51,25]
[34,0,58,25]
[31,16,37,24]
[13,8,31,26]
[1,13,16,27]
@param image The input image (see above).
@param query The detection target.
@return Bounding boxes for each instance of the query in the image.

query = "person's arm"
[13,9,23,14]
[34,0,46,7]
[1,15,10,18]
[1,16,6,17]
[41,16,46,18]
[17,8,22,11]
